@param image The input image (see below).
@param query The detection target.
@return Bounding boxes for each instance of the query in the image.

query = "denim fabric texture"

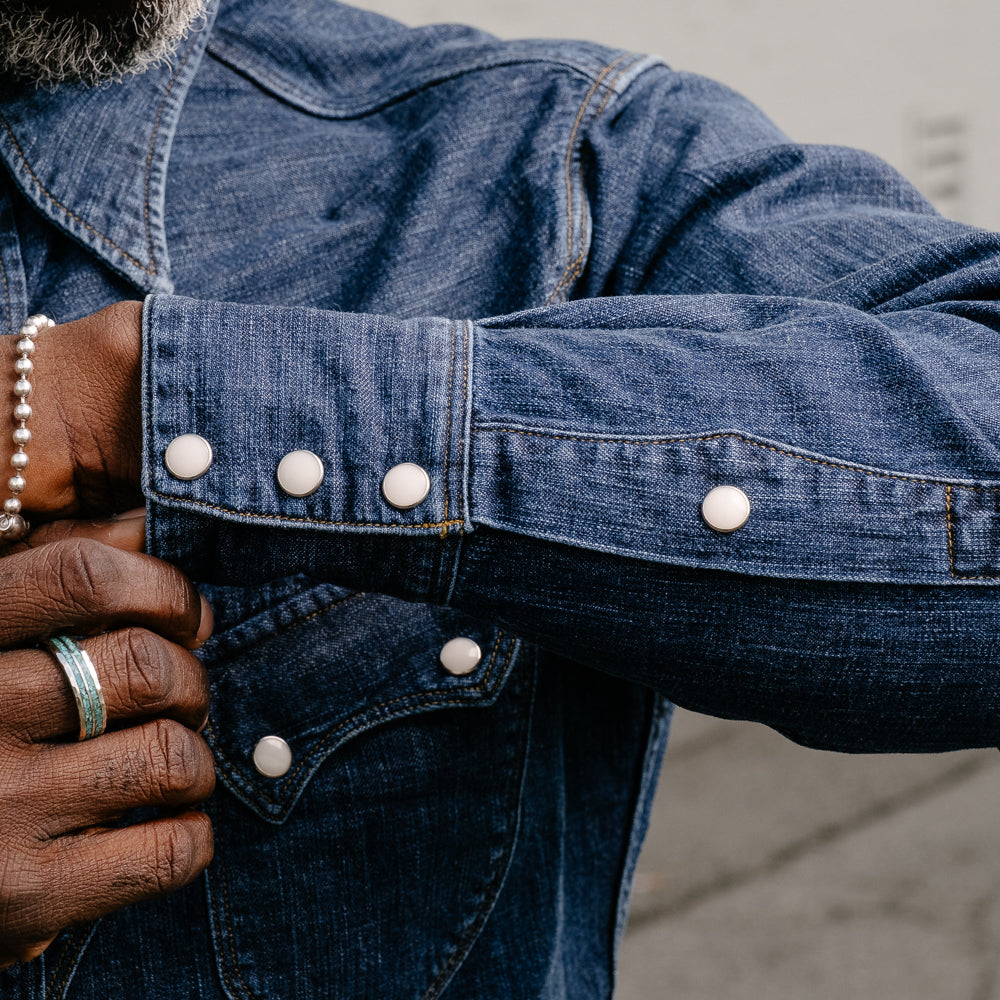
[0,0,999,995]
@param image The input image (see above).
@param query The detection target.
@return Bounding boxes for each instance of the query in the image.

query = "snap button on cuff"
[277,449,325,497]
[701,485,751,533]
[382,462,431,510]
[253,735,292,778]
[164,434,213,481]
[440,637,482,676]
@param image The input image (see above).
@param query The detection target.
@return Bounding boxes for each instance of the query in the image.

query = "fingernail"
[194,593,214,648]
[114,507,147,520]
[104,512,146,550]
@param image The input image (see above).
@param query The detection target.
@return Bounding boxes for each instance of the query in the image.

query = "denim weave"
[1,0,1000,996]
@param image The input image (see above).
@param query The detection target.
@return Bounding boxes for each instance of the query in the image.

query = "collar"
[0,0,219,295]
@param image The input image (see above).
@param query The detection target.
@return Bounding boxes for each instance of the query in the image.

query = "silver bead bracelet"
[0,314,55,543]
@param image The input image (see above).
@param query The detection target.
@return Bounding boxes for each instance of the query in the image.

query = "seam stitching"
[946,485,956,578]
[0,30,198,279]
[549,55,644,302]
[148,487,464,528]
[443,319,455,525]
[545,54,629,306]
[421,641,522,1000]
[595,54,644,117]
[209,632,510,810]
[205,591,365,669]
[45,924,91,999]
[208,39,637,118]
[461,318,471,524]
[480,426,1000,490]
[141,34,199,271]
[220,863,262,1000]
[946,483,1000,580]
[546,54,643,305]
[207,865,242,1000]
[0,118,152,273]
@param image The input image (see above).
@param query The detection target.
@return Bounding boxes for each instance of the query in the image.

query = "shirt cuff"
[141,293,471,584]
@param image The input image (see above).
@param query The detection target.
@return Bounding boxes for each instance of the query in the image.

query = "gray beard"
[0,0,209,86]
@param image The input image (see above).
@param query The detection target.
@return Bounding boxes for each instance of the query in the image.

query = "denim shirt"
[3,0,1000,996]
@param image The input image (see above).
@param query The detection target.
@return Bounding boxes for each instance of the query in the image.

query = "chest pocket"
[197,581,531,1000]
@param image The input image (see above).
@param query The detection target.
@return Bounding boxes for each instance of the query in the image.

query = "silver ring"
[43,635,107,740]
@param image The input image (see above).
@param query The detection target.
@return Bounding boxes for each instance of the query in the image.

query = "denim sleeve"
[143,66,1000,753]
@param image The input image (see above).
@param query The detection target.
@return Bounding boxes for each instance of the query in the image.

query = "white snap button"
[164,434,213,481]
[382,462,431,510]
[277,450,325,497]
[701,485,751,533]
[439,637,482,676]
[253,735,292,778]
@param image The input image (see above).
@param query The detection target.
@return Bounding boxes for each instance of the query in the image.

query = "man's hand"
[0,516,215,968]
[5,301,144,520]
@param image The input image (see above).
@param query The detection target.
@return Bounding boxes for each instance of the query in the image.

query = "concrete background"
[353,4,1000,996]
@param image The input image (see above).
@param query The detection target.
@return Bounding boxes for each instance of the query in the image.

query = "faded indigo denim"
[2,0,1000,996]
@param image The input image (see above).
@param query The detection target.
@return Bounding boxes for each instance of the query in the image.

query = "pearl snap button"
[701,485,751,533]
[277,450,325,497]
[253,735,292,778]
[382,462,431,510]
[439,637,482,676]
[164,434,213,481]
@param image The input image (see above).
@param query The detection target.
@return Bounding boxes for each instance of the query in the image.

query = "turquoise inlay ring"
[43,635,107,741]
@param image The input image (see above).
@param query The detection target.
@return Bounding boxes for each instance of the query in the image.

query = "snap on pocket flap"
[200,585,520,823]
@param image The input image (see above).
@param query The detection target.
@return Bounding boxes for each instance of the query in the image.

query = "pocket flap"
[199,583,519,822]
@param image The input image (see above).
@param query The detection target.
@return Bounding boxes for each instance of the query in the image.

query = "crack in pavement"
[627,752,1000,931]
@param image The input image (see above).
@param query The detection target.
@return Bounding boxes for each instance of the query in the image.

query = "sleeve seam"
[474,425,1000,491]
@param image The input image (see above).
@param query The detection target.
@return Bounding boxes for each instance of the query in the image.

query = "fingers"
[35,719,216,832]
[0,537,211,651]
[15,508,147,554]
[0,708,215,961]
[7,628,210,742]
[7,811,212,951]
[0,935,57,971]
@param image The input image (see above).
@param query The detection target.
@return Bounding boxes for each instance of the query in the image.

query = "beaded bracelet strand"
[0,314,55,543]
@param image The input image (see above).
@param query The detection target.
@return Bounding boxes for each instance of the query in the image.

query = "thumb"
[13,507,147,554]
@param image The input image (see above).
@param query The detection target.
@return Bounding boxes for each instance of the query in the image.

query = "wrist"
[3,301,143,521]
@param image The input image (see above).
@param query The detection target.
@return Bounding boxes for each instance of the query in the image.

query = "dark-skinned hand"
[3,300,145,519]
[0,305,215,968]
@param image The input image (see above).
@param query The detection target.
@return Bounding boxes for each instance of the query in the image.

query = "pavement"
[616,709,1000,999]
